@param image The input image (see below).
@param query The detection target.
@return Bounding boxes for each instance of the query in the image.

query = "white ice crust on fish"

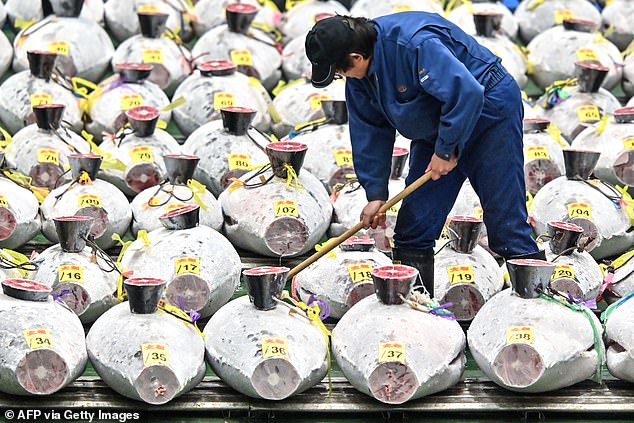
[0,178,41,249]
[515,0,601,43]
[605,296,634,382]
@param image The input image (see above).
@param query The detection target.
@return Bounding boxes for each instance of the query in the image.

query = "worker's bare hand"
[360,200,386,229]
[426,153,458,181]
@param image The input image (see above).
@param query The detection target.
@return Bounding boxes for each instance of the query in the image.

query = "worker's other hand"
[426,153,458,181]
[360,200,386,229]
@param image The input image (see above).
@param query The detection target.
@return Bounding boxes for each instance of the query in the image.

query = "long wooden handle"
[287,171,433,279]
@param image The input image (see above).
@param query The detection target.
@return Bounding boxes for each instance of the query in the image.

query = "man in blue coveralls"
[305,13,543,297]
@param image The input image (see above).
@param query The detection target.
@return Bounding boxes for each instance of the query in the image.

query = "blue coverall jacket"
[346,12,537,258]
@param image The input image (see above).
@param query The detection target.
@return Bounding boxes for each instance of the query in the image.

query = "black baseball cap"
[305,15,355,88]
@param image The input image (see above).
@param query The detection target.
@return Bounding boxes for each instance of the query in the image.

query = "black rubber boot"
[391,247,435,298]
[506,249,547,261]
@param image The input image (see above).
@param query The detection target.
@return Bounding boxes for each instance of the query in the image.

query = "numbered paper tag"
[347,263,373,283]
[525,145,550,160]
[138,3,160,12]
[0,195,9,209]
[163,202,187,212]
[227,153,251,170]
[274,200,298,217]
[309,93,330,109]
[37,148,60,165]
[554,9,575,24]
[506,326,534,345]
[120,93,143,110]
[213,92,236,110]
[48,41,70,55]
[474,207,484,219]
[23,329,53,350]
[30,93,52,107]
[174,257,200,275]
[567,202,592,219]
[393,4,413,12]
[142,343,169,366]
[387,201,401,216]
[261,337,289,359]
[58,264,84,284]
[552,264,575,280]
[447,265,475,284]
[333,149,353,167]
[576,48,599,62]
[130,146,155,163]
[577,105,601,123]
[623,137,634,151]
[378,342,406,364]
[230,49,253,66]
[143,49,164,64]
[78,194,102,208]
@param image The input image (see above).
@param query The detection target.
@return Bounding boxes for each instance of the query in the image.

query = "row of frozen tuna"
[2,240,634,406]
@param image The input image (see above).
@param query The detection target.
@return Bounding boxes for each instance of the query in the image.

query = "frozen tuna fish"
[31,216,119,323]
[522,119,565,195]
[280,0,348,41]
[530,149,634,259]
[601,0,634,51]
[0,278,87,396]
[4,0,104,27]
[527,19,622,90]
[603,290,634,383]
[98,106,181,196]
[333,265,466,404]
[0,153,42,249]
[468,259,604,393]
[271,76,345,138]
[515,0,601,43]
[0,248,37,281]
[434,217,504,321]
[87,277,206,404]
[192,4,282,91]
[204,266,328,400]
[119,205,240,317]
[572,107,634,188]
[220,141,332,257]
[295,237,393,319]
[104,0,196,42]
[85,63,171,139]
[112,12,192,95]
[193,0,281,37]
[350,0,443,19]
[330,148,407,253]
[542,221,602,301]
[173,60,272,135]
[12,6,114,82]
[182,107,270,197]
[470,13,527,88]
[0,31,11,80]
[285,100,353,190]
[4,104,90,191]
[536,61,621,141]
[0,51,82,134]
[131,154,223,234]
[446,0,518,39]
[40,154,132,249]
[600,250,634,304]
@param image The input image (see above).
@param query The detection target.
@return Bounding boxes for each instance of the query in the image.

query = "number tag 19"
[447,265,474,284]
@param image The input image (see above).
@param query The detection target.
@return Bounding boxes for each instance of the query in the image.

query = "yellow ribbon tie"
[158,299,205,337]
[527,0,545,10]
[546,123,568,148]
[612,250,634,270]
[157,120,168,130]
[314,238,338,258]
[248,77,282,124]
[111,233,132,301]
[161,96,187,112]
[526,190,534,212]
[622,39,634,58]
[593,31,608,45]
[294,117,328,132]
[1,249,32,277]
[283,163,303,190]
[227,177,244,193]
[0,126,12,148]
[81,130,127,171]
[71,77,98,99]
[187,179,209,211]
[137,230,151,247]
[14,18,37,31]
[2,169,49,203]
[594,113,610,135]
[251,22,283,42]
[444,0,463,16]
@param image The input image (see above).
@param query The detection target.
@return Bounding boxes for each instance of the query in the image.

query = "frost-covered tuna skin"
[87,302,206,404]
[468,289,603,393]
[604,295,634,382]
[219,168,332,257]
[119,226,241,317]
[204,296,328,400]
[31,245,119,323]
[0,177,41,249]
[280,0,348,41]
[4,0,104,26]
[446,1,518,39]
[350,0,443,19]
[515,0,601,43]
[543,244,602,301]
[13,16,114,82]
[333,294,466,404]
[601,0,634,51]
[0,32,12,80]
[193,0,280,36]
[40,180,132,249]
[0,286,87,396]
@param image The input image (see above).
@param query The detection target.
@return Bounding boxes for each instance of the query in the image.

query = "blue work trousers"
[393,74,538,258]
